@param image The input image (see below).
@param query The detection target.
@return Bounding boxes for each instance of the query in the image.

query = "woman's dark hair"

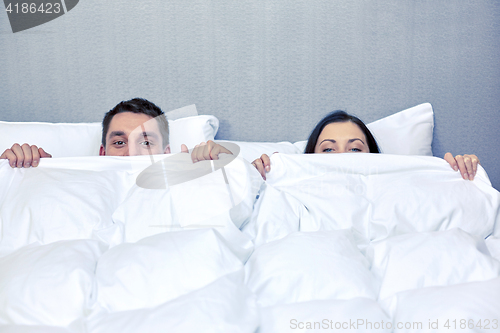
[304,110,380,154]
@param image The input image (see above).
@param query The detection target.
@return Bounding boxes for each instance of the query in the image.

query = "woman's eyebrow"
[319,138,366,145]
[348,138,366,145]
[319,139,337,145]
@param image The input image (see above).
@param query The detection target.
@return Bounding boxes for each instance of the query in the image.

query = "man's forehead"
[107,112,160,137]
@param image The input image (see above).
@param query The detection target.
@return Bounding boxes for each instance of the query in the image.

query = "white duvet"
[0,153,499,333]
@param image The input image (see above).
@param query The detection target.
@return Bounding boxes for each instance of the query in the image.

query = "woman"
[252,110,479,180]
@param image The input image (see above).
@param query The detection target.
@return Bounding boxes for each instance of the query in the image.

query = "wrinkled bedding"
[0,153,499,333]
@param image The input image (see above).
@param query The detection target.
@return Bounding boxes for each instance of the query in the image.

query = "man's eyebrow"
[108,131,159,140]
[108,131,126,138]
[138,131,159,140]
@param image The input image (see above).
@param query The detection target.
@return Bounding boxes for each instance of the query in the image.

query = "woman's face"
[314,121,369,154]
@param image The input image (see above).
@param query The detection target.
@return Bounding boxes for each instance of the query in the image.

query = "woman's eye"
[350,148,362,152]
[323,148,334,152]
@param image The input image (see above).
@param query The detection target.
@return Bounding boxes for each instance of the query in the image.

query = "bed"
[0,103,499,333]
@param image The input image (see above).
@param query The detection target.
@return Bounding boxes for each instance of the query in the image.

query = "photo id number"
[443,319,498,330]
[5,2,61,14]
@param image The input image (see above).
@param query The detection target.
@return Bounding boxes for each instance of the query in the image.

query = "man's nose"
[122,147,129,156]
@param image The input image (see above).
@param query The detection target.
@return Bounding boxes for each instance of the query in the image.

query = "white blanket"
[0,154,499,332]
[246,154,499,245]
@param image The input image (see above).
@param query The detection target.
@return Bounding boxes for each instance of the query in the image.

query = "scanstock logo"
[4,0,79,33]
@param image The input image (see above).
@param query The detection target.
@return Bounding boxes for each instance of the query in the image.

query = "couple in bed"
[1,98,478,181]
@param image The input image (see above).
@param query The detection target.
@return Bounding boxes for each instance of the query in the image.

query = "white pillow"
[294,103,434,156]
[368,229,500,300]
[0,121,102,157]
[0,109,219,157]
[367,103,434,155]
[88,271,259,333]
[245,230,378,307]
[259,298,391,333]
[0,240,104,326]
[95,229,243,313]
[0,157,134,256]
[384,278,500,333]
[168,115,219,153]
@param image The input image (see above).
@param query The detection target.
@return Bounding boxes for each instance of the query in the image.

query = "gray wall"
[1,0,499,189]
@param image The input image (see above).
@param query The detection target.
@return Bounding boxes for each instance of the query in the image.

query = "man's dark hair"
[304,110,380,154]
[101,98,169,148]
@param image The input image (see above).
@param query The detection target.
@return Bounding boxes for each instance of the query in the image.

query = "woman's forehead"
[318,121,367,142]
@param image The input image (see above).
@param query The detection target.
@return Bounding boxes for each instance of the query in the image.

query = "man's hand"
[444,152,480,181]
[180,141,233,163]
[0,144,52,168]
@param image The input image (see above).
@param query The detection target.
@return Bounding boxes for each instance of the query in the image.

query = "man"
[1,98,232,167]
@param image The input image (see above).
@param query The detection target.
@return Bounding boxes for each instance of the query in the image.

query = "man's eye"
[113,141,125,146]
[323,148,334,152]
[140,141,151,146]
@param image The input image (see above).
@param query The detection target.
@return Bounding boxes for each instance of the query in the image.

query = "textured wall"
[1,0,499,189]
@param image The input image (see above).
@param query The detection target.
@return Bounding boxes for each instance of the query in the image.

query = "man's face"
[100,112,170,156]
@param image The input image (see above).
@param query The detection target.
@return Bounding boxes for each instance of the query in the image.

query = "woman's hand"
[251,154,271,180]
[444,153,480,181]
[0,143,52,168]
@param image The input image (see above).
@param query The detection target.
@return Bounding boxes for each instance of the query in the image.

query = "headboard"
[1,0,499,189]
